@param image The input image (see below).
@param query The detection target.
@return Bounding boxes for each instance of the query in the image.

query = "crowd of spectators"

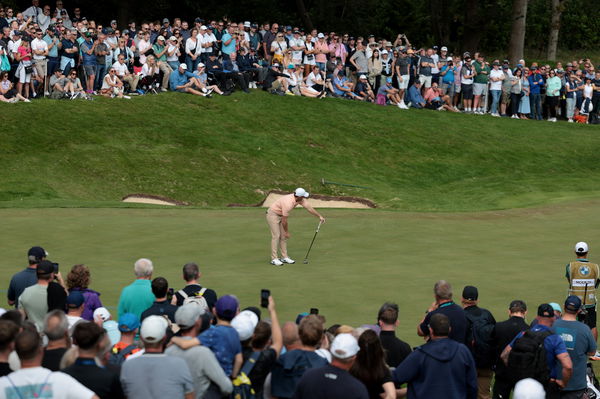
[2,242,600,399]
[0,1,599,123]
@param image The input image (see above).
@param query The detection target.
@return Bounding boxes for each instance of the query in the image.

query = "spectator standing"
[92,307,120,346]
[221,25,236,61]
[79,32,97,94]
[519,68,531,119]
[165,304,233,399]
[93,33,109,91]
[0,320,19,377]
[395,313,478,399]
[66,264,102,321]
[64,322,125,399]
[349,329,395,399]
[565,72,578,122]
[172,262,218,310]
[41,310,70,371]
[7,246,47,308]
[565,241,599,341]
[377,302,411,368]
[120,316,195,399]
[367,49,382,94]
[30,28,48,94]
[528,66,545,120]
[58,29,78,76]
[108,313,141,366]
[509,68,523,118]
[545,69,561,121]
[43,27,59,76]
[418,48,435,90]
[552,295,596,398]
[314,33,328,71]
[473,54,490,114]
[0,329,97,399]
[350,41,368,80]
[491,300,529,399]
[117,258,155,319]
[65,291,85,332]
[185,28,201,71]
[141,277,178,323]
[293,333,368,399]
[461,55,475,112]
[289,30,305,66]
[418,280,467,344]
[15,37,32,99]
[152,35,171,91]
[488,62,505,117]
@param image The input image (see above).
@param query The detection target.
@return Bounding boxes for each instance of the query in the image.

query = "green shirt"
[18,284,48,331]
[152,44,167,62]
[118,279,155,319]
[474,62,490,84]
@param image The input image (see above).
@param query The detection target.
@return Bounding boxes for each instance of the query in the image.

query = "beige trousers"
[122,74,139,91]
[266,210,287,260]
[477,368,493,399]
[158,61,172,89]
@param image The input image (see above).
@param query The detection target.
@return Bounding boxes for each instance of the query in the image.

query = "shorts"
[398,74,409,89]
[578,306,597,329]
[18,64,32,84]
[441,82,455,97]
[502,91,511,103]
[419,74,432,88]
[312,84,323,92]
[455,82,462,93]
[34,59,47,77]
[473,82,487,96]
[83,65,96,76]
[462,84,473,100]
[2,88,16,99]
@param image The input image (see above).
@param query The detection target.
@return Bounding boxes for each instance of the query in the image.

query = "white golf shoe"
[281,257,296,264]
[270,259,284,266]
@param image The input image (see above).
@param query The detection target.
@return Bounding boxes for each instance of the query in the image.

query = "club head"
[303,259,309,264]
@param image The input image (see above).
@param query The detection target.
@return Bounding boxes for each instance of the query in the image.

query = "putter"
[303,220,323,264]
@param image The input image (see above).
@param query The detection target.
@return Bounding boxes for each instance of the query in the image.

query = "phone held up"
[261,289,270,308]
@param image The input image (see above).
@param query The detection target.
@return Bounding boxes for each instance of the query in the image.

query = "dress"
[519,77,531,114]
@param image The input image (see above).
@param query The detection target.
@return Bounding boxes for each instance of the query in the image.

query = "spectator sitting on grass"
[376,77,403,106]
[424,82,458,112]
[0,70,30,102]
[112,54,139,94]
[169,63,206,97]
[117,258,154,319]
[263,63,290,94]
[48,69,66,99]
[100,67,128,99]
[406,80,426,108]
[354,74,374,102]
[140,55,160,93]
[333,69,360,99]
[66,264,102,321]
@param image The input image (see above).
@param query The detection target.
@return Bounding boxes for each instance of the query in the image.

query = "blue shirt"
[80,40,97,66]
[528,73,544,94]
[509,324,567,379]
[199,324,241,376]
[7,267,37,307]
[169,70,193,91]
[441,65,455,83]
[407,85,426,108]
[553,318,596,391]
[43,35,58,58]
[221,33,235,55]
[333,75,349,96]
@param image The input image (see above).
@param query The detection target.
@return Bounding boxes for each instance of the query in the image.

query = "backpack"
[507,329,552,384]
[464,309,495,367]
[230,351,261,399]
[108,343,138,366]
[178,287,208,310]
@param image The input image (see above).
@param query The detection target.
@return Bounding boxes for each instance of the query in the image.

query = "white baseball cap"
[198,62,205,68]
[244,21,251,28]
[169,36,177,41]
[231,310,259,341]
[140,315,169,343]
[175,303,205,329]
[513,378,545,399]
[575,242,589,253]
[294,188,309,198]
[93,307,111,322]
[180,63,187,70]
[380,50,388,55]
[200,25,207,30]
[157,35,165,41]
[359,74,367,80]
[330,333,360,359]
[441,46,448,51]
[317,33,324,38]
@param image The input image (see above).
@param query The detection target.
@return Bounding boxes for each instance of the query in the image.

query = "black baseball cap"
[537,303,554,318]
[564,295,582,312]
[462,286,478,301]
[36,260,54,275]
[28,246,47,262]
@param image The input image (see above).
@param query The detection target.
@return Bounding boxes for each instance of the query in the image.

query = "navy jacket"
[393,337,477,399]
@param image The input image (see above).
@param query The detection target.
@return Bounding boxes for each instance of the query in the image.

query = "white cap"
[157,35,165,41]
[231,310,259,341]
[180,63,187,70]
[175,303,205,329]
[294,188,309,198]
[359,74,367,80]
[317,33,324,38]
[513,378,545,399]
[93,307,111,322]
[575,242,589,253]
[200,25,207,30]
[169,36,177,41]
[380,50,388,55]
[330,333,360,359]
[140,315,169,343]
[244,21,251,28]
[198,62,205,68]
[447,56,453,62]
[441,46,448,51]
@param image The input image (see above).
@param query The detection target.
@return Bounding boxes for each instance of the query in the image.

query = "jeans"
[47,56,59,76]
[490,90,501,114]
[94,64,107,91]
[59,56,75,76]
[316,62,326,71]
[185,56,200,72]
[566,97,575,119]
[168,61,180,71]
[530,93,542,120]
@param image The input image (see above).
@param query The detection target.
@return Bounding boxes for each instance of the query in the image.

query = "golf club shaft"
[303,221,323,261]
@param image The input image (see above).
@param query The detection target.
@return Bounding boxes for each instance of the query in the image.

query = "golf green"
[1,201,599,348]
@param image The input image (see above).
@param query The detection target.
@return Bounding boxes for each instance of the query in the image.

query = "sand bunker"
[229,190,376,209]
[122,194,189,206]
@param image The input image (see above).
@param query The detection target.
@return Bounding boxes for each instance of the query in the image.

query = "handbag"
[0,54,10,71]
[24,65,34,74]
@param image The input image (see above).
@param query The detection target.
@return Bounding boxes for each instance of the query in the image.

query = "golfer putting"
[266,188,325,266]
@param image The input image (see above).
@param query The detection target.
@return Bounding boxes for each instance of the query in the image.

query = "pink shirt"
[269,194,305,216]
[315,40,329,64]
[328,43,347,63]
[18,46,31,61]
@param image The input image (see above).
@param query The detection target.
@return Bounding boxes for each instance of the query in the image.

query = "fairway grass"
[3,200,600,348]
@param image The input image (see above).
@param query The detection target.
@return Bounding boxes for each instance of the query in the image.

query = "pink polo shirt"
[269,194,305,216]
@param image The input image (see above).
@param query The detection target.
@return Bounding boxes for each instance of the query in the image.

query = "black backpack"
[465,310,495,367]
[507,329,552,384]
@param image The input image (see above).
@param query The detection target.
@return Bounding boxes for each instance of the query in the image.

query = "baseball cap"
[118,313,140,332]
[549,302,562,313]
[537,303,554,318]
[66,291,85,308]
[251,24,258,29]
[36,260,54,275]
[317,33,324,38]
[157,35,165,41]
[330,333,360,359]
[110,20,117,25]
[462,286,478,301]
[122,29,130,35]
[215,295,239,319]
[28,246,47,261]
[575,242,589,253]
[200,25,207,30]
[140,315,169,343]
[169,36,177,41]
[231,310,259,341]
[359,74,367,80]
[380,50,388,55]
[513,378,545,399]
[493,61,500,66]
[564,295,582,312]
[272,63,280,68]
[179,63,187,70]
[163,18,169,23]
[93,307,111,322]
[287,64,294,69]
[198,62,205,68]
[441,46,448,51]
[244,21,251,28]
[386,77,393,83]
[175,303,205,329]
[447,56,453,62]
[433,45,439,50]
[294,188,309,198]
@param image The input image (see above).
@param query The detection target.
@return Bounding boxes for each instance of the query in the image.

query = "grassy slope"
[1,91,600,211]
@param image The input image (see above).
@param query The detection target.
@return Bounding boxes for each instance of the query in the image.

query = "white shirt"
[112,61,129,76]
[289,37,305,62]
[185,37,201,57]
[0,367,95,399]
[489,69,505,90]
[203,32,216,54]
[431,53,440,74]
[23,6,43,23]
[38,14,51,32]
[166,44,179,61]
[137,39,151,64]
[30,38,48,60]
[141,63,159,77]
[306,71,322,87]
[271,40,287,55]
[66,315,83,333]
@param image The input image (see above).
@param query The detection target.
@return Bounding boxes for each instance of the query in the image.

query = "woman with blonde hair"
[66,264,103,321]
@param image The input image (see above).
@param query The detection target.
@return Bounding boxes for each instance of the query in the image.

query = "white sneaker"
[281,257,295,264]
[44,91,50,96]
[270,259,283,266]
[511,114,519,119]
[397,102,402,109]
[123,95,131,99]
[568,118,574,123]
[400,102,409,109]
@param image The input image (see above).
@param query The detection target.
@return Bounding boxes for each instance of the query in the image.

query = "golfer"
[266,188,325,266]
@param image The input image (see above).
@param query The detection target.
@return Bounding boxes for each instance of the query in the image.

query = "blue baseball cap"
[564,296,582,312]
[66,291,85,308]
[215,295,239,319]
[386,77,392,83]
[118,313,140,332]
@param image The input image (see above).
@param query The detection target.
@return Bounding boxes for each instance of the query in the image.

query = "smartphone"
[260,289,270,308]
[52,263,59,273]
[310,308,319,315]
[167,288,174,302]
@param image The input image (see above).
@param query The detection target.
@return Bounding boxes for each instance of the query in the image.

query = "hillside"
[1,91,599,211]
